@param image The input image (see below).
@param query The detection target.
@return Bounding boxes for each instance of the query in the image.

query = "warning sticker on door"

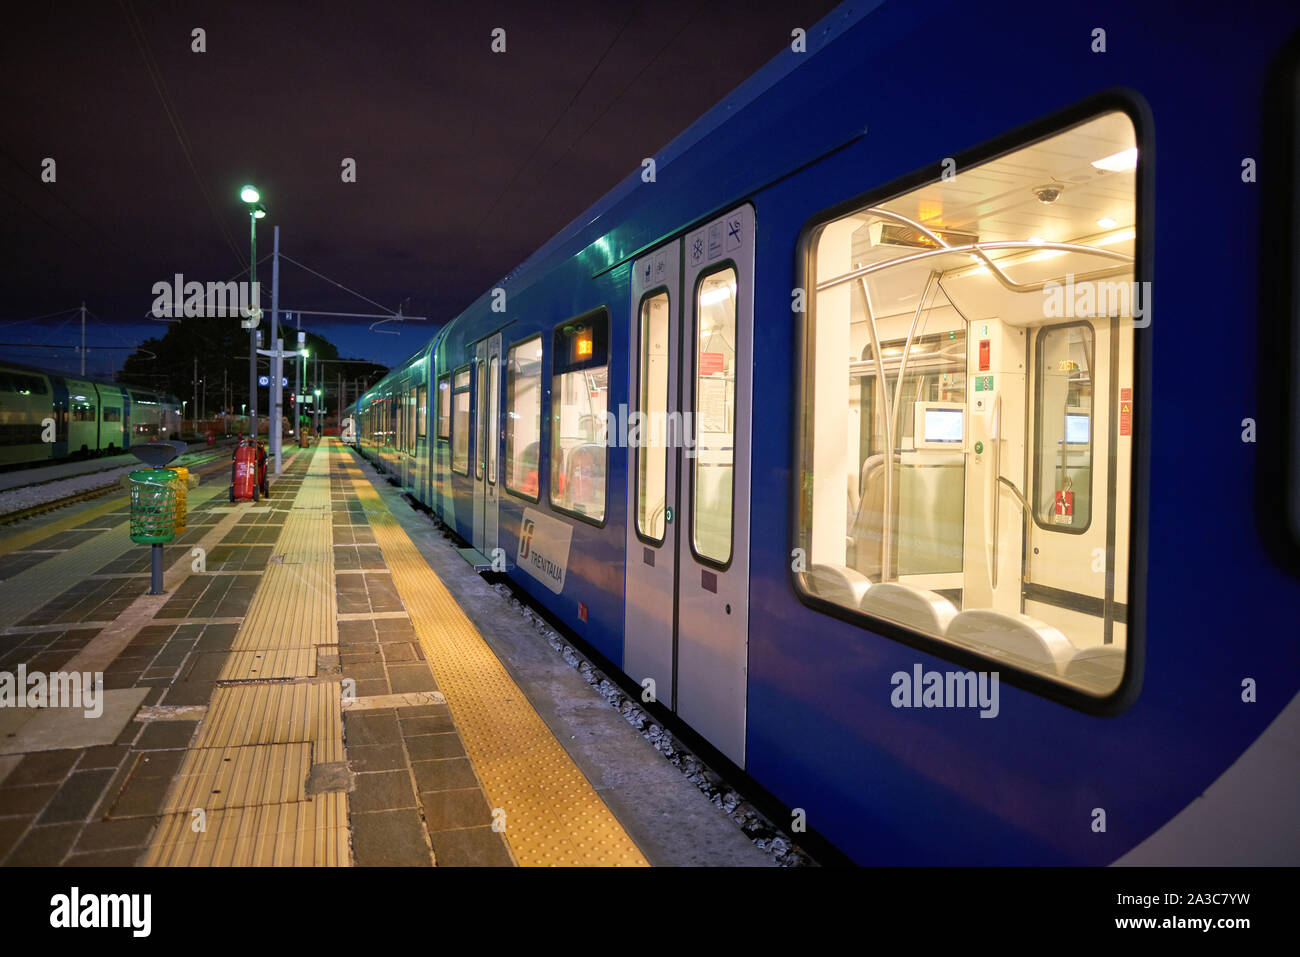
[1120,387,1132,436]
[517,507,573,594]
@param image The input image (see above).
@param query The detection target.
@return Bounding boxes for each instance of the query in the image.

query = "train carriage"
[349,0,1300,865]
[0,360,180,465]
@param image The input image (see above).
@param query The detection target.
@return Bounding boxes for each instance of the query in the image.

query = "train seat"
[805,564,871,609]
[859,582,958,635]
[1064,644,1126,693]
[847,452,899,580]
[945,609,1076,675]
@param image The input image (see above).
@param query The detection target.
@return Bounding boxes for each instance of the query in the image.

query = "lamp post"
[240,184,266,439]
[299,344,309,445]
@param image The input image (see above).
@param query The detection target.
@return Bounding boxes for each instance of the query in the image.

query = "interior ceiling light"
[1091,147,1138,171]
[1097,217,1118,229]
[1095,227,1136,246]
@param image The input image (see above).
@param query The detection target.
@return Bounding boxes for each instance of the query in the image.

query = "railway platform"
[0,440,770,867]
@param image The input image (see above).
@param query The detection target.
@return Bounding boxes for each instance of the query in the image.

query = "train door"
[1021,318,1130,647]
[625,239,681,711]
[472,333,502,557]
[624,205,755,766]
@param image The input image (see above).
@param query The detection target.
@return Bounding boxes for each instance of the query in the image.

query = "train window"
[394,396,401,451]
[475,360,487,480]
[795,108,1140,701]
[437,374,451,440]
[7,374,48,396]
[692,267,737,566]
[417,385,428,438]
[488,353,499,485]
[73,402,96,422]
[103,407,121,422]
[452,367,471,474]
[550,309,609,524]
[407,387,417,450]
[505,335,542,501]
[1033,324,1094,532]
[636,291,670,544]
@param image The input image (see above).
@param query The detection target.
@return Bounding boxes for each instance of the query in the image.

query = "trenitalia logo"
[150,274,262,321]
[516,508,572,595]
[520,518,536,560]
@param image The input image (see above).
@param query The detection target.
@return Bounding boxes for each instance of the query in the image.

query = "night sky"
[1,0,840,378]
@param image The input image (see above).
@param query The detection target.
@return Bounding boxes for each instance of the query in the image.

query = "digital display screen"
[1065,413,1090,444]
[924,408,964,444]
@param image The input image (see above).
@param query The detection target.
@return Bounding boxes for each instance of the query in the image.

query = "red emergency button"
[979,339,990,371]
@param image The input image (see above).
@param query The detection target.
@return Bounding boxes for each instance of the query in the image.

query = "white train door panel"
[624,239,681,709]
[472,332,501,557]
[676,205,755,767]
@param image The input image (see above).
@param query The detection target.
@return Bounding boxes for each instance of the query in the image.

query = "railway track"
[0,448,236,527]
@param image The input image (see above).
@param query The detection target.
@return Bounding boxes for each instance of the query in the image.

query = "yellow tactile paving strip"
[144,447,348,866]
[193,682,343,764]
[216,452,335,680]
[337,440,648,867]
[162,742,311,813]
[146,793,348,866]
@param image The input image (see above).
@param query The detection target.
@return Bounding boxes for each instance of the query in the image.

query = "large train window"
[417,385,428,438]
[693,267,737,565]
[505,335,542,501]
[796,108,1140,702]
[451,367,470,474]
[550,309,609,524]
[437,374,451,440]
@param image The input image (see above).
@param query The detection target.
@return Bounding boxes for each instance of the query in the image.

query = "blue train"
[348,0,1300,864]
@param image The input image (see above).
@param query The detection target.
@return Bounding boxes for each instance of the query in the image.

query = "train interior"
[801,110,1137,696]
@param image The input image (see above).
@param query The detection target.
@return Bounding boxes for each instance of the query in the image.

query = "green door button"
[974,441,984,454]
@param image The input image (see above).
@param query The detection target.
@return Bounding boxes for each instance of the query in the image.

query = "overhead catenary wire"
[473,2,644,240]
[0,147,134,264]
[117,0,246,270]
[277,253,414,319]
[514,0,713,223]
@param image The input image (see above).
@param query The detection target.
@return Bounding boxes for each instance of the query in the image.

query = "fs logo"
[520,519,536,560]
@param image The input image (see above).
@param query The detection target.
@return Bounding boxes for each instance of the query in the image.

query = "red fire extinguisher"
[230,438,258,502]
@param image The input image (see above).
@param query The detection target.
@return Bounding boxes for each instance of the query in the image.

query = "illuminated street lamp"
[240,184,268,438]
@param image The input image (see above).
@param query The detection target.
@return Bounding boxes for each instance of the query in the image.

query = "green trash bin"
[129,469,178,544]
